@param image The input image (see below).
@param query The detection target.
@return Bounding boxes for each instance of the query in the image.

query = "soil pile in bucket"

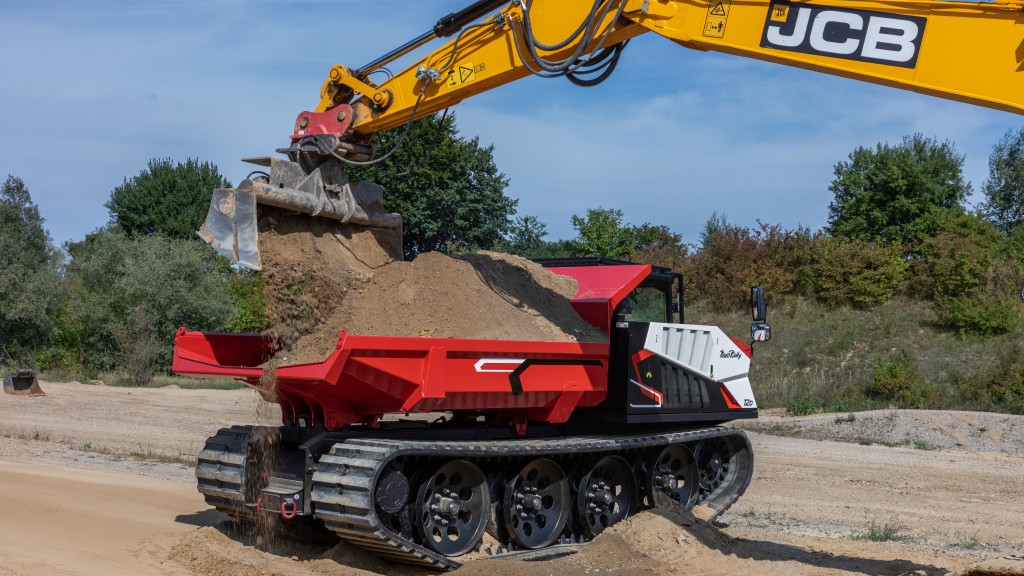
[257,209,605,368]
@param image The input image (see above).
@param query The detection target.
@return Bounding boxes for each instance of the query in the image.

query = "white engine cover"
[643,323,757,409]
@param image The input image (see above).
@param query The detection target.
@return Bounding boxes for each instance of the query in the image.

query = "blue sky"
[2,0,1020,248]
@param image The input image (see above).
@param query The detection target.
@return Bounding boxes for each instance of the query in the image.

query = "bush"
[805,236,907,307]
[61,228,234,381]
[788,396,818,416]
[958,340,1024,414]
[106,158,230,240]
[227,270,269,333]
[866,349,940,407]
[684,222,813,310]
[911,210,1000,301]
[934,296,1019,337]
[867,350,918,402]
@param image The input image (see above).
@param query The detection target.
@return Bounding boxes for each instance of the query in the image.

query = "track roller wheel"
[647,444,698,509]
[503,458,571,549]
[575,455,635,537]
[693,437,734,503]
[414,460,490,556]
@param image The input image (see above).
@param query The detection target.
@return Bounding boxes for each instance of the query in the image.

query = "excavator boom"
[323,0,1024,139]
[202,0,1024,268]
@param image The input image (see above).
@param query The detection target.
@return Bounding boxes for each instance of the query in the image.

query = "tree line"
[3,116,1024,388]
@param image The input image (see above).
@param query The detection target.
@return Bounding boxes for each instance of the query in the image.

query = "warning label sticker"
[769,2,789,22]
[703,0,731,38]
[446,62,486,90]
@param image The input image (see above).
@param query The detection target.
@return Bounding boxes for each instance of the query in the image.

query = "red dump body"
[173,263,650,430]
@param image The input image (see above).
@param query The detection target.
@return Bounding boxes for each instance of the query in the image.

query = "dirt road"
[0,460,208,576]
[1,382,1022,575]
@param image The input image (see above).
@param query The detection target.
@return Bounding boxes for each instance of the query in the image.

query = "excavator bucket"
[199,155,401,271]
[3,369,44,396]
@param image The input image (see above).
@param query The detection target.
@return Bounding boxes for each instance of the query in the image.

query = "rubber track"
[196,425,255,518]
[310,426,753,571]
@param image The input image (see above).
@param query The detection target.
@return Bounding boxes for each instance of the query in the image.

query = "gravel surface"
[1,381,1022,575]
[738,408,1024,454]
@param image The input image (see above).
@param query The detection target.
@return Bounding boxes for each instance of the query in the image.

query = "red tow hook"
[280,500,298,520]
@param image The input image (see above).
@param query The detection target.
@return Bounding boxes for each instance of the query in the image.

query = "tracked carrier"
[174,258,769,570]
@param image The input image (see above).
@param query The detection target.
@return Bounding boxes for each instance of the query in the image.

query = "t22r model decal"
[760,1,926,68]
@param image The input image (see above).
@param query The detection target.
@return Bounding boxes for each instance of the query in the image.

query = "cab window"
[620,284,669,323]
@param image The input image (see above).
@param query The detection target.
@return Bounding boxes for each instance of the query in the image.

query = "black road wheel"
[693,437,734,503]
[414,460,490,556]
[647,444,698,509]
[375,465,413,537]
[574,455,635,537]
[503,458,571,549]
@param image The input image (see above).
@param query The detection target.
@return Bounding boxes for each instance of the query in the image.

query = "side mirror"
[1019,281,1024,302]
[751,286,767,323]
[751,322,772,342]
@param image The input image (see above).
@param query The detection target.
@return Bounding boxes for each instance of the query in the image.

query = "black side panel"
[656,359,712,410]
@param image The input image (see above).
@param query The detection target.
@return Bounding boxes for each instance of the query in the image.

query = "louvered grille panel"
[651,325,715,373]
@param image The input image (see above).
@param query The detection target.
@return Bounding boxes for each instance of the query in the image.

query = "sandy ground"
[1,381,1023,576]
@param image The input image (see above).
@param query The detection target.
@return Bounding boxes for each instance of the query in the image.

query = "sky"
[1,0,1020,248]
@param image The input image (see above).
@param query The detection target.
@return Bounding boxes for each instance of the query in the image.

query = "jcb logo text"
[760,2,925,68]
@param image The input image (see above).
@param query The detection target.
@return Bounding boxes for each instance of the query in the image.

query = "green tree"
[827,134,970,247]
[699,211,729,251]
[632,223,687,272]
[498,215,550,259]
[0,176,61,364]
[570,207,637,258]
[980,127,1024,234]
[62,228,234,383]
[344,113,515,257]
[106,158,230,240]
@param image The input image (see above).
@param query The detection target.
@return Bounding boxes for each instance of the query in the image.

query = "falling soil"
[254,207,402,394]
[258,206,402,354]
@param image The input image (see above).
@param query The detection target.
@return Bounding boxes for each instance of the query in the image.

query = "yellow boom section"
[317,0,1024,138]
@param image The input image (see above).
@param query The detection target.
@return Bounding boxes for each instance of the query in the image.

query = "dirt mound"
[257,210,606,366]
[155,525,416,576]
[958,556,1024,576]
[285,250,605,364]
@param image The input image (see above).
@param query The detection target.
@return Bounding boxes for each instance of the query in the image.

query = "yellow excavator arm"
[303,0,1024,145]
[202,0,1024,269]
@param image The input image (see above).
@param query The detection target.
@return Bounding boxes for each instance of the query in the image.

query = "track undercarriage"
[197,422,753,571]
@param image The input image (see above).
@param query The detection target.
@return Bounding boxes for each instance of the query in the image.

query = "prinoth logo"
[761,2,925,68]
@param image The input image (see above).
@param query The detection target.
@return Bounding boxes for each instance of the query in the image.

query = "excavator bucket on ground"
[199,153,401,271]
[3,370,44,396]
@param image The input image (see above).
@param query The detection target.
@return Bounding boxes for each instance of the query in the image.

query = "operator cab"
[532,256,681,324]
[614,268,680,326]
[536,257,765,426]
